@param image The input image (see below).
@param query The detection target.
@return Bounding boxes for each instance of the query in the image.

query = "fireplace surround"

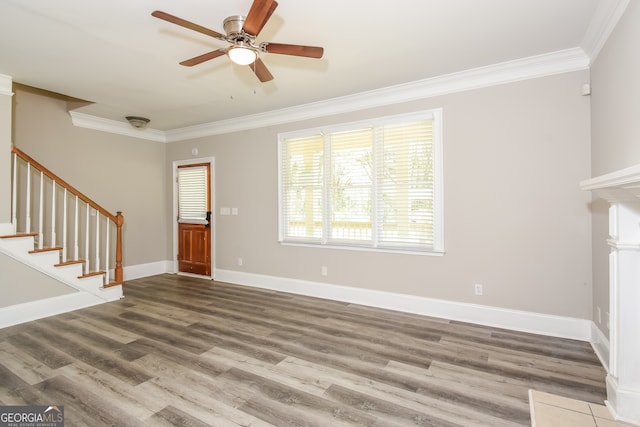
[582,163,640,425]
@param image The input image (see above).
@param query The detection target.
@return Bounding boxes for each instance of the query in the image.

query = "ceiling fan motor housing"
[223,15,246,37]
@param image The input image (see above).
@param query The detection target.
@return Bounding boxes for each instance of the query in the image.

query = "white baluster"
[38,172,43,249]
[85,203,90,275]
[26,163,31,233]
[74,195,79,260]
[51,180,56,248]
[105,220,110,284]
[62,188,68,262]
[11,153,17,232]
[95,212,100,275]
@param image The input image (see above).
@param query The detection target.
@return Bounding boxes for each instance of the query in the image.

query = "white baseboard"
[591,321,611,372]
[123,260,172,281]
[0,291,118,329]
[214,269,592,341]
[605,375,640,425]
[2,257,595,342]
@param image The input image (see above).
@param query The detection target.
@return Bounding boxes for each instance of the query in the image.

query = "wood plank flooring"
[0,274,606,426]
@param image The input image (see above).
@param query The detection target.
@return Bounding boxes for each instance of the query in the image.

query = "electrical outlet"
[597,306,602,324]
[321,266,328,276]
[474,283,483,296]
[237,257,243,267]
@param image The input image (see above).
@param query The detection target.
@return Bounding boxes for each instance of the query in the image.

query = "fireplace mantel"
[581,165,640,425]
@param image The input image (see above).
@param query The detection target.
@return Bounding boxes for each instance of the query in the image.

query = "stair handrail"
[11,145,124,285]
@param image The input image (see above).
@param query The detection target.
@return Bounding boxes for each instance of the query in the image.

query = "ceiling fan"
[151,0,324,82]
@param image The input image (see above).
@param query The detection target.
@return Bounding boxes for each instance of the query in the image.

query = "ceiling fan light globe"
[228,46,257,65]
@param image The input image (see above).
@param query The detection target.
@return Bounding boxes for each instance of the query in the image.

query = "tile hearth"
[529,390,636,427]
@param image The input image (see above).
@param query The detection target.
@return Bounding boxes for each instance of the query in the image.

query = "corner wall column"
[0,74,14,234]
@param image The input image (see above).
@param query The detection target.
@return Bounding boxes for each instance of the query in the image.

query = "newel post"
[114,211,124,285]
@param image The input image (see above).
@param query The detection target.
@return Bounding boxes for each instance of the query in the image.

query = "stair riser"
[54,264,85,281]
[77,275,106,290]
[0,237,34,254]
[27,251,61,268]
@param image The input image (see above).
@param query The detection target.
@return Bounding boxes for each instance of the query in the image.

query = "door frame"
[172,157,216,279]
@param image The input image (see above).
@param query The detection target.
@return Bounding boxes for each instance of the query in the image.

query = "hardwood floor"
[0,274,606,426]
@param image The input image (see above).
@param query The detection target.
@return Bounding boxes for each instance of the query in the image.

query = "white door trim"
[172,157,216,279]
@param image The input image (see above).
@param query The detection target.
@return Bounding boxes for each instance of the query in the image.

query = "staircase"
[1,146,124,325]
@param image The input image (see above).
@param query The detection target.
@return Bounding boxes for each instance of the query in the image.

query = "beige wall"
[589,1,640,337]
[12,87,168,267]
[5,70,594,320]
[0,251,75,307]
[591,2,640,176]
[167,70,593,319]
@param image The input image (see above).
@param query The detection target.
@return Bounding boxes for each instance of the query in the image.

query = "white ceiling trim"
[71,47,589,143]
[581,0,629,63]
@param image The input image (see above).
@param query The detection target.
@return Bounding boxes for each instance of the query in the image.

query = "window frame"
[278,108,444,255]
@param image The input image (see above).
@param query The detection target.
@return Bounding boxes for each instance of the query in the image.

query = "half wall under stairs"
[0,231,123,328]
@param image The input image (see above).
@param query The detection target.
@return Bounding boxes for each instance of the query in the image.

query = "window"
[278,109,443,254]
[177,164,209,222]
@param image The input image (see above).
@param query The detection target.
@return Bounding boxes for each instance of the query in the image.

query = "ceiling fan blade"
[264,43,324,58]
[151,10,226,40]
[250,58,274,82]
[242,0,278,36]
[180,49,227,66]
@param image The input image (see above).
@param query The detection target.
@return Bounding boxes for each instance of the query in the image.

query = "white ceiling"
[0,0,619,133]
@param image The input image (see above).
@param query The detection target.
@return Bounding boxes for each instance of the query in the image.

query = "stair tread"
[0,233,38,239]
[29,246,63,254]
[103,282,123,289]
[54,260,86,267]
[78,271,106,279]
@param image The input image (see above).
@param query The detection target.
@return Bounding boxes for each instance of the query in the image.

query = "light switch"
[231,208,238,215]
[220,207,230,215]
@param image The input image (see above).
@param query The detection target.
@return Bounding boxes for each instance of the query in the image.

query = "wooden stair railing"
[10,146,124,287]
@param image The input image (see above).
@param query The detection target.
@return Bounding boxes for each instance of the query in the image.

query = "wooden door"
[177,163,211,276]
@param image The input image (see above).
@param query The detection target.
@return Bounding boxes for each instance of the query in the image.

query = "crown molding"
[0,74,13,97]
[581,0,630,63]
[70,48,589,142]
[69,111,167,142]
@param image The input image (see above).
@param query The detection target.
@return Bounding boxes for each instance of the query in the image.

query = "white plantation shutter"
[279,110,442,253]
[178,164,208,221]
[328,128,373,242]
[280,133,324,241]
[377,119,434,247]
